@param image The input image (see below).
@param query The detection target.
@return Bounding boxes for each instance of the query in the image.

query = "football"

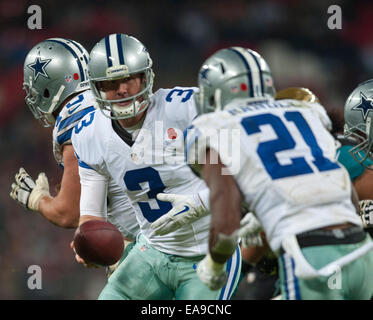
[73,220,124,266]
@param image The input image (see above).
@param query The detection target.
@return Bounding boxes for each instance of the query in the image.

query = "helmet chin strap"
[100,90,133,117]
[214,88,222,111]
[99,90,148,119]
[44,85,66,125]
[112,100,139,118]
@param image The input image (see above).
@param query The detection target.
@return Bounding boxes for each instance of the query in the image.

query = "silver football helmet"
[195,46,276,115]
[88,33,154,120]
[23,38,90,127]
[344,79,373,168]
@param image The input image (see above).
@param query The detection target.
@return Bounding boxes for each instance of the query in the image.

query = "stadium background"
[0,0,371,299]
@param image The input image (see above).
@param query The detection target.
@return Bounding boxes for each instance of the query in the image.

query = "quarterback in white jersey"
[73,87,210,255]
[187,46,373,299]
[71,34,241,300]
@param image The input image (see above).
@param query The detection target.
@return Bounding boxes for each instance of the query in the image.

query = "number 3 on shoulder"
[166,89,194,103]
[74,112,95,134]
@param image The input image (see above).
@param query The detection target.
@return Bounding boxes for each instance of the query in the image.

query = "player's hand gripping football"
[238,212,263,248]
[150,193,209,236]
[196,254,228,290]
[70,241,99,269]
[359,200,373,228]
[10,168,51,211]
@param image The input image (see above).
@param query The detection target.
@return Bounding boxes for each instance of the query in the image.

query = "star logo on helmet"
[200,67,210,80]
[27,57,52,81]
[352,92,373,121]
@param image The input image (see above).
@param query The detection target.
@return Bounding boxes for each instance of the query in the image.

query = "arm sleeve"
[79,166,108,218]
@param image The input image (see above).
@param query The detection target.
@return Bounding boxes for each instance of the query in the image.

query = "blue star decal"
[352,92,373,121]
[200,67,210,81]
[27,57,52,81]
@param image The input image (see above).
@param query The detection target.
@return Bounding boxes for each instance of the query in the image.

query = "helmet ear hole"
[43,89,50,98]
[209,96,215,107]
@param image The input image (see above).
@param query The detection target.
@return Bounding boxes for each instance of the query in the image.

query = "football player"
[185,46,373,299]
[234,87,327,300]
[10,39,139,265]
[71,33,241,299]
[344,80,373,229]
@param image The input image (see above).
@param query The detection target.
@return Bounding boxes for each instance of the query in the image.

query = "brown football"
[73,220,124,266]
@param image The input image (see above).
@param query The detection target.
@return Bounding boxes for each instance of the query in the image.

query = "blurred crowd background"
[0,0,372,299]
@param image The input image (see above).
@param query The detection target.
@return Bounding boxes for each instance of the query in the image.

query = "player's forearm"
[38,195,79,228]
[202,149,241,264]
[208,182,241,263]
[353,168,373,200]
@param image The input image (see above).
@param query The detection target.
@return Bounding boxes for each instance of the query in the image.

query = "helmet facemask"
[90,68,154,120]
[344,119,373,169]
[23,77,60,127]
[343,79,373,169]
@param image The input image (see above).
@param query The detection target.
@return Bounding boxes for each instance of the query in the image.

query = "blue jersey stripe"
[228,48,254,98]
[78,160,94,170]
[57,127,73,145]
[218,257,232,300]
[281,255,289,299]
[291,257,301,300]
[218,245,241,300]
[45,39,85,81]
[55,115,62,128]
[116,34,125,65]
[75,152,94,170]
[58,106,95,132]
[105,36,112,67]
[227,246,241,299]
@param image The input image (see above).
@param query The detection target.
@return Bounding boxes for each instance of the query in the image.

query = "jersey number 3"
[124,167,172,222]
[241,111,339,179]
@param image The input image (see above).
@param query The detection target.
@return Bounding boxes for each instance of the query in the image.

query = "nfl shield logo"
[231,86,239,93]
[65,75,72,83]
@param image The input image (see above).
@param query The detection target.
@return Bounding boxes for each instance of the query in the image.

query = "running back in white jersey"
[186,97,362,253]
[72,87,210,256]
[52,90,139,240]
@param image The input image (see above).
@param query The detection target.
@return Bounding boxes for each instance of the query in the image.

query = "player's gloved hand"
[196,254,227,290]
[359,200,373,228]
[10,168,51,211]
[238,212,263,248]
[150,193,209,236]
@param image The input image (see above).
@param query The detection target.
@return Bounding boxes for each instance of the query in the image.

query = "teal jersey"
[337,145,373,181]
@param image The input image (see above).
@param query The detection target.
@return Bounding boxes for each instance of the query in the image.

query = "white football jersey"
[53,90,97,166]
[52,90,139,240]
[186,97,362,253]
[72,87,210,256]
